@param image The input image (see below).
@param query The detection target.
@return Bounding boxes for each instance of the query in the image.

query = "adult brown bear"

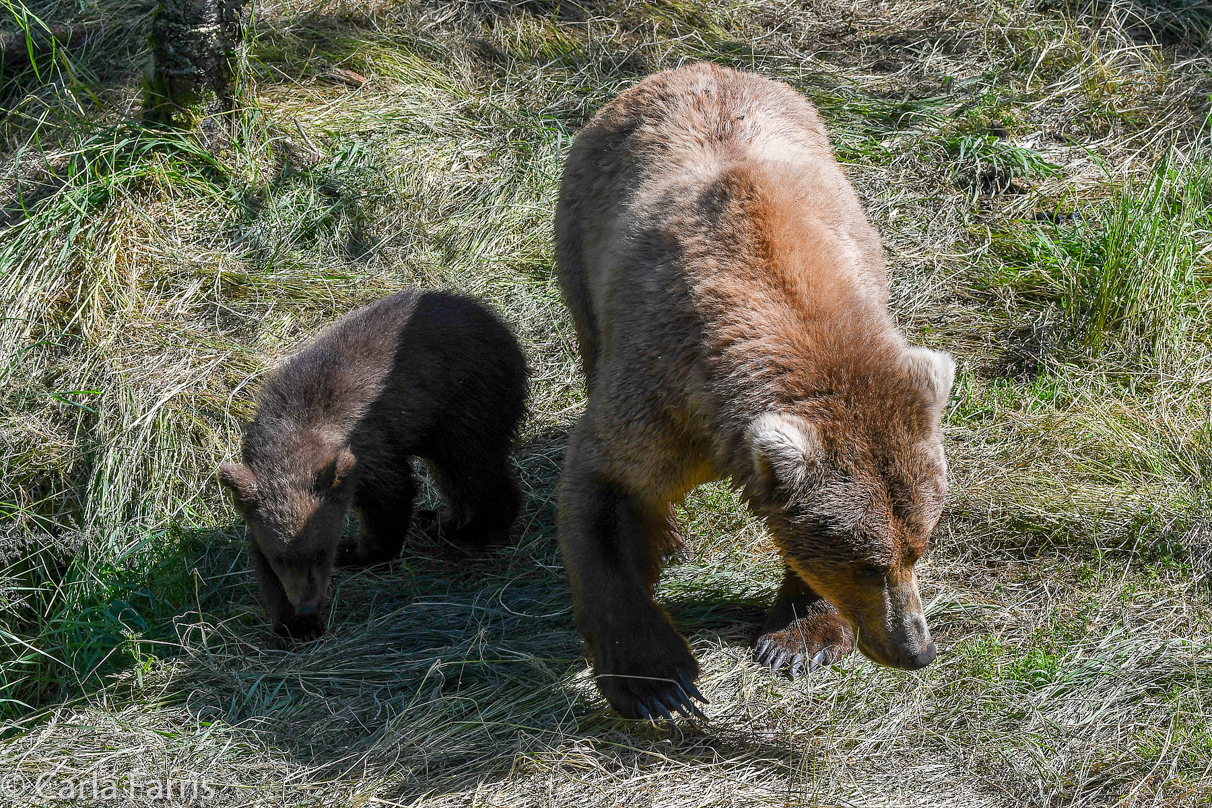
[220,290,527,640]
[554,63,954,720]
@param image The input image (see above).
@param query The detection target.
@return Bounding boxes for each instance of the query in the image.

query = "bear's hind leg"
[754,566,855,679]
[558,428,707,720]
[344,465,417,566]
[429,443,521,549]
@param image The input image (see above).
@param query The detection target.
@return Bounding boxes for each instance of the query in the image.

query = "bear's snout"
[857,627,937,670]
[852,580,938,670]
[888,638,936,670]
[290,578,323,614]
[276,565,327,616]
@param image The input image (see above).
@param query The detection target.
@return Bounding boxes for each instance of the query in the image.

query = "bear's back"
[594,63,834,183]
[244,290,526,468]
[557,64,886,339]
[245,291,420,457]
[561,65,867,236]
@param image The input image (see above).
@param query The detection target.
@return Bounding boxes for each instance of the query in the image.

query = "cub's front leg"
[343,465,417,567]
[248,540,325,641]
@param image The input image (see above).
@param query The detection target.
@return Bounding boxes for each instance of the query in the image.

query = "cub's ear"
[748,412,823,497]
[905,347,956,410]
[323,446,358,490]
[219,463,258,511]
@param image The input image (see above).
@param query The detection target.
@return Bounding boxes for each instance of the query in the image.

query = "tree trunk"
[143,0,247,129]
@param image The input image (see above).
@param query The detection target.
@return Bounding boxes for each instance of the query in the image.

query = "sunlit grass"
[1,0,1211,804]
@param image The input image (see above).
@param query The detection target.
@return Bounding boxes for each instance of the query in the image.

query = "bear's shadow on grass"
[168,429,802,799]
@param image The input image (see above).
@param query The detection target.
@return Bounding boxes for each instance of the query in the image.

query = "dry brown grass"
[1,0,1210,805]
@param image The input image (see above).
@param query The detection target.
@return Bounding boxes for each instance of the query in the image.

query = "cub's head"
[746,347,954,670]
[219,445,358,616]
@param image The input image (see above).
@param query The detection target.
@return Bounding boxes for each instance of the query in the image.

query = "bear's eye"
[855,564,886,581]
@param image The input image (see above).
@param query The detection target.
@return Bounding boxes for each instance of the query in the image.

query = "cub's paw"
[753,609,854,679]
[336,541,396,568]
[273,612,326,642]
[594,632,708,721]
[435,516,512,553]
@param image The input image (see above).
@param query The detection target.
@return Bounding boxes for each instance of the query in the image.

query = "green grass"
[1,0,1212,804]
[987,142,1212,360]
[0,528,215,721]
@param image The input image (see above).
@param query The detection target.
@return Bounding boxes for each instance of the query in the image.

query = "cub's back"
[246,291,421,464]
[246,290,525,462]
[371,291,528,451]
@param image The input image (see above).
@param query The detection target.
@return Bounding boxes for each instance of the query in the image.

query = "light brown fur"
[554,63,954,718]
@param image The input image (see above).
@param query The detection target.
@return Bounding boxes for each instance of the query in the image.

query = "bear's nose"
[295,603,317,616]
[900,640,936,669]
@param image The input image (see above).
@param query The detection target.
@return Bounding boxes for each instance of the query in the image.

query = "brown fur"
[554,63,954,717]
[220,290,528,641]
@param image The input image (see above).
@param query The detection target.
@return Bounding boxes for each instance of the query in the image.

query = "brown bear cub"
[554,63,954,720]
[220,290,527,641]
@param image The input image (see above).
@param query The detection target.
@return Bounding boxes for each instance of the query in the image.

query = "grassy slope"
[1,0,1211,805]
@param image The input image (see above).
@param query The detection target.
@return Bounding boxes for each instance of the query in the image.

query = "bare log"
[0,20,113,70]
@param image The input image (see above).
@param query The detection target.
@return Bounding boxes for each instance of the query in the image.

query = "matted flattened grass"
[1,0,1211,805]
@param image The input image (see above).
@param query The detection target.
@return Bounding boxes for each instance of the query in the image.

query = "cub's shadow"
[171,429,799,799]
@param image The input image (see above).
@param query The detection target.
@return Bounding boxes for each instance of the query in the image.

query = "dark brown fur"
[220,290,527,640]
[554,64,954,718]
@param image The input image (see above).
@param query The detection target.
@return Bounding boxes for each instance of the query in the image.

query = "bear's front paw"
[440,519,512,551]
[593,629,708,722]
[336,541,396,568]
[274,612,326,642]
[753,607,854,679]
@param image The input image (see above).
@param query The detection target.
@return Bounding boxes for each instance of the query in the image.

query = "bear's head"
[746,347,954,670]
[219,443,358,616]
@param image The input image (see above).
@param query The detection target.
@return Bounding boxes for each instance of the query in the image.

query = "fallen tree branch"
[0,19,136,70]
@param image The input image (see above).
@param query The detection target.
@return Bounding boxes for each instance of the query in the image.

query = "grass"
[1,0,1211,805]
[986,143,1212,360]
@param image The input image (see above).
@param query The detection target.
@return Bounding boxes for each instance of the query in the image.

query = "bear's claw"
[593,624,708,722]
[787,653,805,678]
[753,596,855,680]
[679,671,708,703]
[623,672,708,723]
[755,635,846,680]
[645,678,707,722]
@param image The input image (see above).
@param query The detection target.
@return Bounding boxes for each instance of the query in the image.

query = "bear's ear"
[748,412,823,497]
[322,446,358,490]
[905,347,955,410]
[219,463,258,510]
